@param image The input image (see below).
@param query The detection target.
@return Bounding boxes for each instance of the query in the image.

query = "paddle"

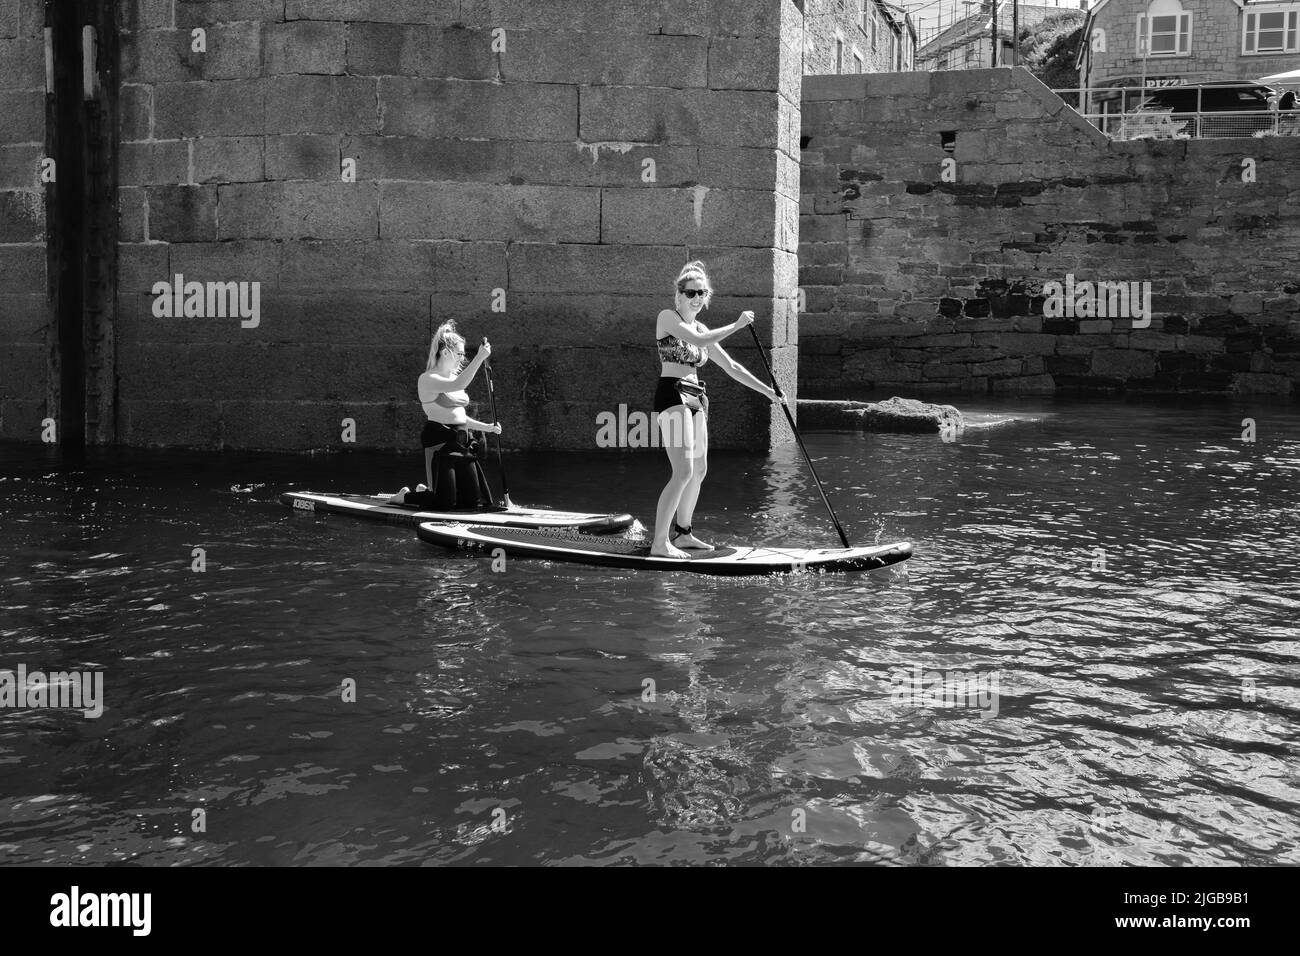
[747,323,851,549]
[480,338,513,509]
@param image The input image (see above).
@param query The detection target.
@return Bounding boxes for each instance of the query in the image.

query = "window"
[1148,15,1188,54]
[1137,0,1192,57]
[853,50,864,73]
[835,36,844,72]
[1244,7,1300,54]
[937,54,949,70]
[872,11,879,51]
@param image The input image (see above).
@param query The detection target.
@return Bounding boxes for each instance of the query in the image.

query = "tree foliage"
[1018,10,1086,90]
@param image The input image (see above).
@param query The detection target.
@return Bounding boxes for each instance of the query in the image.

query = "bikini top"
[657,314,709,367]
[657,335,707,367]
[420,386,470,412]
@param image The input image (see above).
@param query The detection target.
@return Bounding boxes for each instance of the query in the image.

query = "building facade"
[918,1,1082,70]
[1078,0,1300,97]
[801,0,919,74]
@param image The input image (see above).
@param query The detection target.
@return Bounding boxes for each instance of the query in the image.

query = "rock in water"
[798,397,964,434]
[859,397,964,433]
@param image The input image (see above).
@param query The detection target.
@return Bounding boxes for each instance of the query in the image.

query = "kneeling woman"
[392,321,502,510]
[652,260,781,558]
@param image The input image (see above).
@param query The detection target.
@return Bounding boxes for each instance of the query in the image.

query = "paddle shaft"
[747,324,851,549]
[481,348,511,507]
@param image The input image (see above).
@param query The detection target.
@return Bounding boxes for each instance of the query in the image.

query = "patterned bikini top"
[657,334,708,367]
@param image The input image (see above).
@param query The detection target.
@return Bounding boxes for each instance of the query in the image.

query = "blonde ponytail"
[427,320,466,372]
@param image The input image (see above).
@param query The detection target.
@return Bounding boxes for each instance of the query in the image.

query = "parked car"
[1121,81,1282,139]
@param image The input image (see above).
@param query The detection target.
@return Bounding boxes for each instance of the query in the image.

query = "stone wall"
[102,0,801,451]
[803,0,907,75]
[798,67,1300,398]
[0,0,46,441]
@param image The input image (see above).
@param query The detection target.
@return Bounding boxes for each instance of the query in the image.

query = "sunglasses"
[679,288,707,299]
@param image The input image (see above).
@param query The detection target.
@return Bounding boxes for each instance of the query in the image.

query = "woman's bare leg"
[673,411,712,549]
[651,407,696,558]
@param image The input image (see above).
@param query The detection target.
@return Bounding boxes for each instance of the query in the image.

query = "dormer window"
[1137,0,1192,57]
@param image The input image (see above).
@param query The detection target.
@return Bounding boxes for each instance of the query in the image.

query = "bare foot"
[649,541,691,559]
[672,531,713,550]
[387,486,410,504]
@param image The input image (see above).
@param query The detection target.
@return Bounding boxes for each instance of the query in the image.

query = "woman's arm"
[658,310,754,347]
[465,416,501,434]
[707,343,782,401]
[424,343,491,392]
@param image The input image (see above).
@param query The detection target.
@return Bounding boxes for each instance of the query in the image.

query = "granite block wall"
[0,0,47,441]
[799,67,1300,398]
[109,0,802,451]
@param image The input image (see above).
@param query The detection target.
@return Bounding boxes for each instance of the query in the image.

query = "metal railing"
[1052,85,1300,140]
[1094,108,1299,139]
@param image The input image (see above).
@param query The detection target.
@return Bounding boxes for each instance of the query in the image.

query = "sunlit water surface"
[1,396,1297,866]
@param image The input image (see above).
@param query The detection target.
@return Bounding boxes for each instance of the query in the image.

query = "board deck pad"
[418,522,912,576]
[470,525,739,559]
[280,492,634,533]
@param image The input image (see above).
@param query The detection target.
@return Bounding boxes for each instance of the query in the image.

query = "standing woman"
[391,321,502,510]
[651,261,782,558]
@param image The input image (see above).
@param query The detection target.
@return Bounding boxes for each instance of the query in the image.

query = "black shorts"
[410,420,494,510]
[420,420,481,457]
[653,377,708,418]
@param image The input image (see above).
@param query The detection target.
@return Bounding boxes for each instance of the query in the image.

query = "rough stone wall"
[803,0,902,75]
[799,68,1300,398]
[112,0,801,451]
[0,0,46,442]
[1088,0,1300,84]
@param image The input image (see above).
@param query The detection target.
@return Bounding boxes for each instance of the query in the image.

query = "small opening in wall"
[940,131,956,153]
[800,134,812,150]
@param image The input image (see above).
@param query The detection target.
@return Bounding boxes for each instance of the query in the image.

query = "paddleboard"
[280,492,635,534]
[417,522,912,576]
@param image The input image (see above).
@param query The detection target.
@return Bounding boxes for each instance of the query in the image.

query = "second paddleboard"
[280,492,635,533]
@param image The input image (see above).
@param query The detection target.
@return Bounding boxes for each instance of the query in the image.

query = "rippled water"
[2,396,1298,866]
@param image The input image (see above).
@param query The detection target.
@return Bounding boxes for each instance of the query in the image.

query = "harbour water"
[1,396,1297,865]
